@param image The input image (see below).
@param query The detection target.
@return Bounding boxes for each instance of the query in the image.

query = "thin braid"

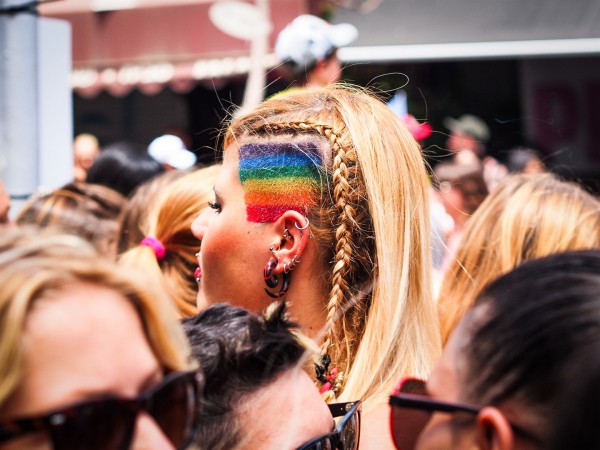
[259,120,358,393]
[321,126,355,371]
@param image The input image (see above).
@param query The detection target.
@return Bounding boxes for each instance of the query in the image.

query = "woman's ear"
[475,407,515,450]
[270,210,311,273]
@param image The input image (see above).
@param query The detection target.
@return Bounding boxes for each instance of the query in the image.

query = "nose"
[131,412,176,450]
[191,208,210,241]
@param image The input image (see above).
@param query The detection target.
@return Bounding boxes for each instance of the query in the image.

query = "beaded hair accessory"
[140,236,166,261]
[238,143,323,223]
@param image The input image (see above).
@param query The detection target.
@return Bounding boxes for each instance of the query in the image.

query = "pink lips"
[194,267,202,282]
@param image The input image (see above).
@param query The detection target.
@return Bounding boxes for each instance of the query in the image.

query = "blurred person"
[506,147,545,174]
[73,133,100,182]
[0,227,200,450]
[116,170,190,255]
[119,165,221,317]
[438,173,600,345]
[433,162,488,273]
[86,140,165,197]
[390,250,600,450]
[183,302,361,450]
[444,114,507,190]
[0,180,10,226]
[275,14,357,88]
[191,85,440,448]
[16,182,126,258]
[148,134,197,171]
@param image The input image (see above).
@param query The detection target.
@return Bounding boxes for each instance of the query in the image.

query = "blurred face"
[413,323,477,450]
[446,131,480,155]
[237,368,333,449]
[0,283,175,450]
[0,181,10,224]
[438,181,466,225]
[191,146,271,312]
[309,51,343,87]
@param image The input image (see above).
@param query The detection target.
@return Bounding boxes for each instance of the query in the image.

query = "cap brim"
[168,149,197,170]
[443,116,460,132]
[327,23,358,48]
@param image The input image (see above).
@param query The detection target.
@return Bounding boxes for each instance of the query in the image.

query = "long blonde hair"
[438,173,600,345]
[0,227,193,407]
[119,165,221,317]
[226,85,440,404]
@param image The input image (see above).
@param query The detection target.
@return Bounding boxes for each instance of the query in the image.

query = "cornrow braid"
[256,120,367,396]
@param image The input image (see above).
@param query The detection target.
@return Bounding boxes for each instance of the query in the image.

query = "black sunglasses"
[0,370,202,450]
[296,401,361,450]
[389,378,542,450]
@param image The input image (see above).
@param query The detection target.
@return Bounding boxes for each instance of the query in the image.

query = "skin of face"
[0,283,174,450]
[0,181,10,224]
[447,131,482,155]
[307,51,342,88]
[236,367,333,450]
[191,146,279,312]
[414,321,478,450]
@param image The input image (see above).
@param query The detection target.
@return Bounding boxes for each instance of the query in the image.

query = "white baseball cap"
[275,14,358,71]
[148,135,197,170]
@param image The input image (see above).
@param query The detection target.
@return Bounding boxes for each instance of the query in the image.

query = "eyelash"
[208,201,222,213]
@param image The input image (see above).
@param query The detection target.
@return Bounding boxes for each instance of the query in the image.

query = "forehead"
[237,369,331,449]
[427,318,471,400]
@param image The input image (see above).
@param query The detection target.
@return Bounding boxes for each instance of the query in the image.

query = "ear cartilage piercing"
[283,228,290,239]
[294,218,312,238]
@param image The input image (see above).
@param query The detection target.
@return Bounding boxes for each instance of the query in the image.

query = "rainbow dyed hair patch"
[238,143,323,223]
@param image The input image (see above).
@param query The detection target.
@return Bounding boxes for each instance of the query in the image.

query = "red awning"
[40,0,304,97]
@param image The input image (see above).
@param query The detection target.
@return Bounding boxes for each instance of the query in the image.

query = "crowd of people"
[0,13,598,450]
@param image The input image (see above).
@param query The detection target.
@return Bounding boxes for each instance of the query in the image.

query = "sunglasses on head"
[389,377,542,450]
[296,401,362,450]
[0,370,202,450]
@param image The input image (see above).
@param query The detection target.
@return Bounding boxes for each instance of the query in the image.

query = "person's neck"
[286,278,328,342]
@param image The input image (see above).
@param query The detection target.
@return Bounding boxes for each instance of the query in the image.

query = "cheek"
[415,415,452,450]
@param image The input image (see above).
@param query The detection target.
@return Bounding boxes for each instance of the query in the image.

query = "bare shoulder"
[359,401,395,450]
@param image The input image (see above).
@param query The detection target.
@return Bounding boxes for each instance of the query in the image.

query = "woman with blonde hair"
[192,85,440,447]
[119,165,221,317]
[438,172,600,345]
[16,182,126,257]
[0,227,200,449]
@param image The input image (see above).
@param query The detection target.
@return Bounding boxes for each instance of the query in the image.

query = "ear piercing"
[295,217,313,238]
[264,243,290,299]
[283,255,302,274]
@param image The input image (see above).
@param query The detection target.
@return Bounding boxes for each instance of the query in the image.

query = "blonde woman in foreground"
[192,85,441,448]
[438,172,600,345]
[0,227,200,449]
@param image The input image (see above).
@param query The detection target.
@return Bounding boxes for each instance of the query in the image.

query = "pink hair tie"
[140,236,166,261]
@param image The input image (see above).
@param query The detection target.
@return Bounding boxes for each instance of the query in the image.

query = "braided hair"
[225,85,440,403]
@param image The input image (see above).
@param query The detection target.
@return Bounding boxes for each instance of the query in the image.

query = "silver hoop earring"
[295,218,310,230]
[283,228,290,239]
[284,254,302,274]
[295,217,312,238]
